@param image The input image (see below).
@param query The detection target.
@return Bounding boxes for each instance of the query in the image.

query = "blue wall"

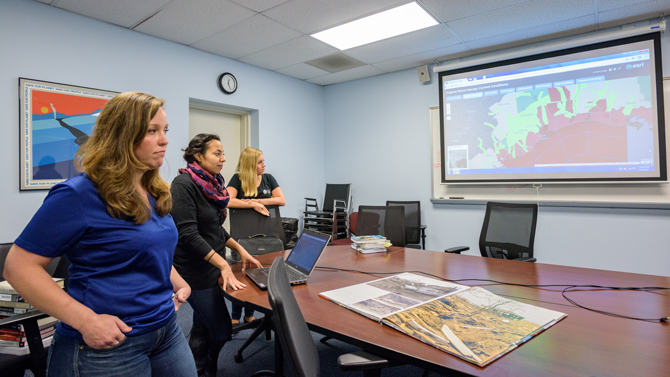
[0,0,325,239]
[2,0,668,276]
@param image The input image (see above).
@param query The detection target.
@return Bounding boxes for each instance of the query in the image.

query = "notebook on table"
[245,229,331,290]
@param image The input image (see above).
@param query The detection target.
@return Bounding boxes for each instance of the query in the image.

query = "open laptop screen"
[286,231,329,274]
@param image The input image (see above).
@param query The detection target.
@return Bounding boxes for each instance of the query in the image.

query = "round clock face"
[218,73,237,94]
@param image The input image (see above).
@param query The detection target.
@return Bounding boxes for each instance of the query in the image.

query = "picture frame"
[19,78,118,190]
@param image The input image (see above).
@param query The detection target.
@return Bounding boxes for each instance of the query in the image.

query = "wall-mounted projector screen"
[439,33,666,184]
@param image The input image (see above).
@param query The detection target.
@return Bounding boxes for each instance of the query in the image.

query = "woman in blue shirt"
[4,92,197,377]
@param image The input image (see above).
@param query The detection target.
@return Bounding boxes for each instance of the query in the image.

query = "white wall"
[0,0,325,240]
[323,30,670,277]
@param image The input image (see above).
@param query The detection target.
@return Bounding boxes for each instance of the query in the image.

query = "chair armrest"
[304,197,319,212]
[420,225,426,230]
[337,351,390,371]
[445,246,469,254]
[513,257,537,262]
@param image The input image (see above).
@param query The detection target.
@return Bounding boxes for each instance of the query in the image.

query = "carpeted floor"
[176,300,437,377]
[21,299,439,377]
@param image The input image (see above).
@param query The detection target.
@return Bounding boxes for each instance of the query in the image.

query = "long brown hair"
[235,147,262,197]
[76,92,171,224]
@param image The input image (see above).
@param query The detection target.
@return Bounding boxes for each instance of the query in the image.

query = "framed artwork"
[19,78,118,190]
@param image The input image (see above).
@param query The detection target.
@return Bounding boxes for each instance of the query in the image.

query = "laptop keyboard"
[285,268,304,281]
[256,267,304,281]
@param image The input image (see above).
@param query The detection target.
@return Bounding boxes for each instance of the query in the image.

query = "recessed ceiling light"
[311,2,438,50]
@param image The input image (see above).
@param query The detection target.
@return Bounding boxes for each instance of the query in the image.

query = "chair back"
[322,184,350,212]
[230,206,286,247]
[356,206,405,247]
[348,212,358,236]
[267,257,320,377]
[386,201,421,245]
[479,202,538,260]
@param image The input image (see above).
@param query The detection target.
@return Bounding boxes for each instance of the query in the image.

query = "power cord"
[315,266,670,323]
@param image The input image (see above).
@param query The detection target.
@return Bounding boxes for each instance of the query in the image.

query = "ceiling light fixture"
[311,2,438,50]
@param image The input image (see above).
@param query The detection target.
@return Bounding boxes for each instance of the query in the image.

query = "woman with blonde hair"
[4,92,197,376]
[226,147,285,325]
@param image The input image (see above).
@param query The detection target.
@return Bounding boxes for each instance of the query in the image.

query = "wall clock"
[218,73,237,94]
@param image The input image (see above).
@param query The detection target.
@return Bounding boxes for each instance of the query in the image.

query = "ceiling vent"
[305,53,366,73]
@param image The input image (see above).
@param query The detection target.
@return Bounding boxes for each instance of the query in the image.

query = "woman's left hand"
[172,286,190,311]
[240,249,263,270]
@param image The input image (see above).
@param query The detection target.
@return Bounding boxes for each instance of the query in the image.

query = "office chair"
[0,243,69,377]
[230,205,286,248]
[304,184,351,240]
[228,206,285,363]
[386,201,427,249]
[357,205,406,247]
[329,212,358,246]
[265,257,390,377]
[445,202,538,262]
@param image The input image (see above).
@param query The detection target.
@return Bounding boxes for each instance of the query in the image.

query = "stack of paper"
[350,235,391,254]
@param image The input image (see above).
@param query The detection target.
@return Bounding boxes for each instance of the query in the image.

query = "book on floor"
[319,272,566,367]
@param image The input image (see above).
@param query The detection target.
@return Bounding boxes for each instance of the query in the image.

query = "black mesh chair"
[229,205,286,248]
[264,257,390,377]
[356,206,405,247]
[304,184,351,240]
[386,201,427,249]
[446,202,538,262]
[227,206,285,362]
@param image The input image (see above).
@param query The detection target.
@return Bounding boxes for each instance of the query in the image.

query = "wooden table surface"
[227,246,670,377]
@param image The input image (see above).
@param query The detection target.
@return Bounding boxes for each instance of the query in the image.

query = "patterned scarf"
[180,161,230,217]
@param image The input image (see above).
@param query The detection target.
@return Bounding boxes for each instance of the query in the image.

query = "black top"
[227,173,279,199]
[171,173,231,290]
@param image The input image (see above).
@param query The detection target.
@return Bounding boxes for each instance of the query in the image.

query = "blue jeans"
[230,302,255,321]
[188,285,232,343]
[46,312,196,377]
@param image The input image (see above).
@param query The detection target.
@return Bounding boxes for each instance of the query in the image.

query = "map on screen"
[439,34,664,183]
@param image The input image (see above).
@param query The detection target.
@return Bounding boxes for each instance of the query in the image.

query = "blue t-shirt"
[15,174,178,339]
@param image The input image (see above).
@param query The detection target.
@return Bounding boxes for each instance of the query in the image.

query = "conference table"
[226,246,670,376]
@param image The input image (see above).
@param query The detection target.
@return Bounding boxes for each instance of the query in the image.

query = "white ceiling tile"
[239,36,338,70]
[307,65,385,86]
[192,15,301,59]
[231,0,289,13]
[372,43,473,72]
[345,24,461,64]
[465,15,597,51]
[276,63,330,80]
[54,0,171,28]
[598,1,670,29]
[262,0,410,34]
[133,0,255,45]
[421,0,534,23]
[447,0,595,42]
[597,0,662,12]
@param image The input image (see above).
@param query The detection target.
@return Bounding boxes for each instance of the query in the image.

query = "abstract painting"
[19,78,118,190]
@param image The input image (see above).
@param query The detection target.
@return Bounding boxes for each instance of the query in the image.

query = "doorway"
[189,103,251,236]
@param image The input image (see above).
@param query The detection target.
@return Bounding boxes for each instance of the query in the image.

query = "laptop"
[245,229,331,290]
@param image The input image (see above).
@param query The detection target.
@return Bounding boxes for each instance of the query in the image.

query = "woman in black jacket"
[171,133,261,377]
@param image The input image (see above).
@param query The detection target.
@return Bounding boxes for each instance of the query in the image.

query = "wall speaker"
[417,65,430,83]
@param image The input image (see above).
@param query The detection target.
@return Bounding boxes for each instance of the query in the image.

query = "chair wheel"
[234,353,243,363]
